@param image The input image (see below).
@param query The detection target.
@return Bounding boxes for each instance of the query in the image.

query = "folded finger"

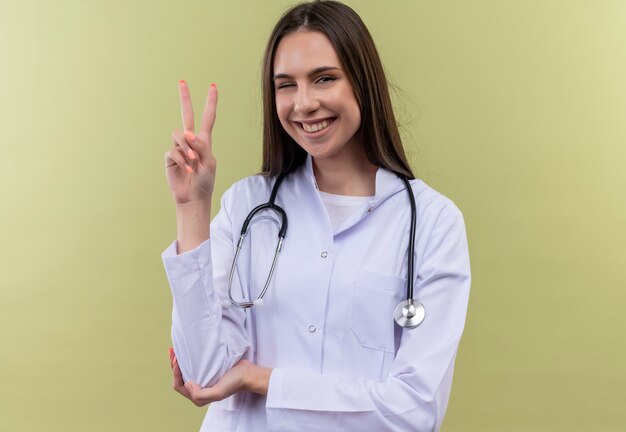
[165,147,193,173]
[171,129,194,166]
[173,361,184,385]
[172,364,192,398]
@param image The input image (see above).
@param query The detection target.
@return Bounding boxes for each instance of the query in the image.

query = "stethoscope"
[225,172,425,329]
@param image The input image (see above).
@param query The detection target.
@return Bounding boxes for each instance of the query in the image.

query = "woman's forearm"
[245,364,273,396]
[175,200,211,254]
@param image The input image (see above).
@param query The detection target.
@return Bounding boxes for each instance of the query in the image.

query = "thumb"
[183,131,200,161]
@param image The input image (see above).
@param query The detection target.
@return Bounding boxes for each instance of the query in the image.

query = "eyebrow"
[273,66,340,80]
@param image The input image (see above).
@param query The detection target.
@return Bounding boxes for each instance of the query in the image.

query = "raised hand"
[165,81,218,205]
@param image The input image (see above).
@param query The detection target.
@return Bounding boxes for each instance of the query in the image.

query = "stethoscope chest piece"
[394,299,425,328]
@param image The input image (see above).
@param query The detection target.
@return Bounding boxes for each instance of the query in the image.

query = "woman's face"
[273,30,362,163]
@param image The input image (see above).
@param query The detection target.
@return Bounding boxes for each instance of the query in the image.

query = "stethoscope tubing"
[226,171,425,328]
[400,176,417,301]
[226,173,288,308]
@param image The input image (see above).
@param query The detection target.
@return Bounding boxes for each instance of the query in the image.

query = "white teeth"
[301,119,332,133]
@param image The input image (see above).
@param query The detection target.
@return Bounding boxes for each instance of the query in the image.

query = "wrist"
[175,198,211,213]
[175,200,212,254]
[244,363,272,396]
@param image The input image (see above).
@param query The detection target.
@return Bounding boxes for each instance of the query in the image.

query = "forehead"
[273,30,341,74]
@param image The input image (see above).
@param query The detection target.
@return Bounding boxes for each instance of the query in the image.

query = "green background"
[1,0,624,430]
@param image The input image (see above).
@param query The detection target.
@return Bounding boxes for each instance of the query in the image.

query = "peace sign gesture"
[165,80,218,205]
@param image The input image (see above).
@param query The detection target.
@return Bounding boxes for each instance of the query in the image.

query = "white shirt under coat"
[161,155,471,431]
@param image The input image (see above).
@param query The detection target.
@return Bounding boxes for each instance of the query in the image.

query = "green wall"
[1,1,624,430]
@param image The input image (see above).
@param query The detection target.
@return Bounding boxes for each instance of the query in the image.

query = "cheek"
[351,105,361,124]
[275,98,291,128]
[345,102,361,131]
[348,91,362,128]
[336,87,361,125]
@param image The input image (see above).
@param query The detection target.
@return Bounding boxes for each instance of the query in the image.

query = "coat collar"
[301,154,406,208]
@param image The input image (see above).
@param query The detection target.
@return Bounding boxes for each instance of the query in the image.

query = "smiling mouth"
[297,118,336,133]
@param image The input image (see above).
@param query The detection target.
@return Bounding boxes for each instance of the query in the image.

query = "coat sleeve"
[265,201,471,432]
[161,185,250,388]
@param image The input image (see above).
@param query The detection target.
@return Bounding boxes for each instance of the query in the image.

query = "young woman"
[162,1,470,431]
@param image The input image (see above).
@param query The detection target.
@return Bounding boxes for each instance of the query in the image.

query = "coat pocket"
[350,270,405,354]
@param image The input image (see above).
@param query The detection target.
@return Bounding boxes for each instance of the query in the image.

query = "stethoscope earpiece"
[394,299,425,328]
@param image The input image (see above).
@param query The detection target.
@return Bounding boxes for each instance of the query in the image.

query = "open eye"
[316,75,336,84]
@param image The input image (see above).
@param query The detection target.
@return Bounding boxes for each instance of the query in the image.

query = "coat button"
[308,325,317,333]
[321,251,328,258]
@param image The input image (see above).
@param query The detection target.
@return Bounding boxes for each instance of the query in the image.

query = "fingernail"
[184,131,195,142]
[179,80,186,85]
[210,83,216,88]
[168,347,173,356]
[188,149,196,160]
[186,165,193,173]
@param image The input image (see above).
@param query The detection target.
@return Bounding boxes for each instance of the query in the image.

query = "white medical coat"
[161,155,471,431]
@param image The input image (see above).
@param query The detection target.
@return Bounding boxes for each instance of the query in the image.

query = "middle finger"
[200,83,218,138]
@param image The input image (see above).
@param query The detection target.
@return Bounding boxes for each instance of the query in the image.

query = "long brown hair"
[261,0,414,179]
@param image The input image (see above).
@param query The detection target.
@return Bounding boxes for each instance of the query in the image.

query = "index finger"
[200,83,218,135]
[178,80,195,133]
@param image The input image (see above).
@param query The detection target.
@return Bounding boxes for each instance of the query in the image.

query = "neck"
[312,150,378,196]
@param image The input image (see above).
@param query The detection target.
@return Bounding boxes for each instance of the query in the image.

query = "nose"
[293,85,320,114]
